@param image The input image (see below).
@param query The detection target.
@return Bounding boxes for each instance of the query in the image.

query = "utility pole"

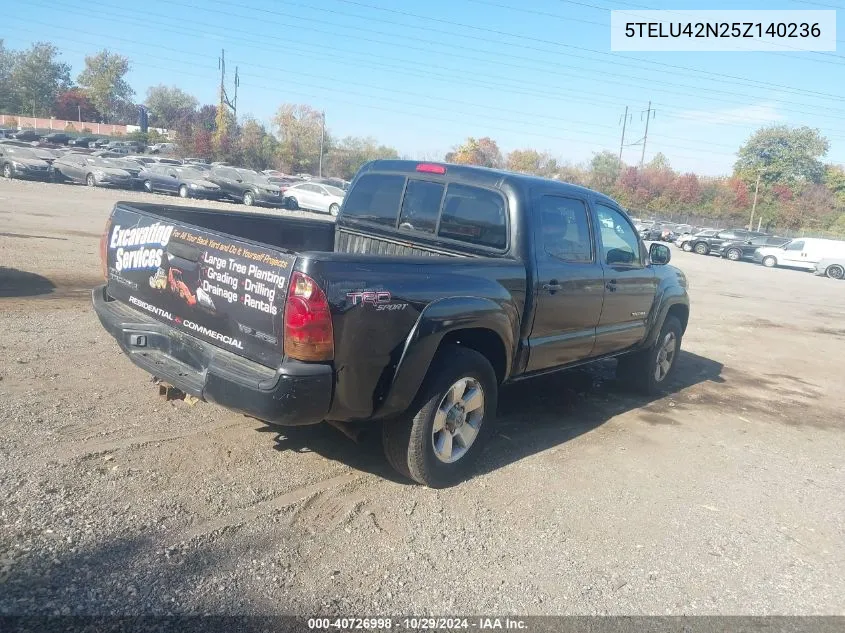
[318,111,326,177]
[232,66,240,121]
[639,101,656,168]
[218,50,237,118]
[78,105,82,123]
[749,171,761,231]
[618,106,630,161]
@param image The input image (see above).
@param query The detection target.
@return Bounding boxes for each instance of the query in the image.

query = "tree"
[445,137,503,168]
[506,148,558,177]
[272,103,325,174]
[77,50,134,122]
[0,40,19,114]
[145,85,198,129]
[325,136,399,180]
[54,89,99,121]
[555,163,589,186]
[589,151,624,194]
[8,42,72,117]
[237,117,280,171]
[646,152,671,172]
[822,164,845,209]
[734,125,829,187]
[667,173,702,205]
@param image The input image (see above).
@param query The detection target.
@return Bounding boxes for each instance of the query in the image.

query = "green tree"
[238,117,280,171]
[823,164,845,209]
[506,148,558,177]
[145,85,198,129]
[445,137,503,168]
[325,136,399,180]
[272,103,325,174]
[8,42,72,117]
[77,50,134,122]
[0,40,20,113]
[589,151,624,194]
[734,125,829,187]
[646,152,671,172]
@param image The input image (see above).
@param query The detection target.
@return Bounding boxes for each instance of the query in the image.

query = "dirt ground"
[1,178,844,617]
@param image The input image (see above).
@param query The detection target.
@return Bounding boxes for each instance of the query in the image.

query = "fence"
[0,114,129,136]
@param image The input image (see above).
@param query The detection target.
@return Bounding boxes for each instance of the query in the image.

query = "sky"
[5,0,845,176]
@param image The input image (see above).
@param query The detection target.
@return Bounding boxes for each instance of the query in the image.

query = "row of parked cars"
[0,138,349,215]
[673,227,845,281]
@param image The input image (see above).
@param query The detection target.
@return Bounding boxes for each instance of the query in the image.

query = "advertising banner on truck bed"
[105,205,295,367]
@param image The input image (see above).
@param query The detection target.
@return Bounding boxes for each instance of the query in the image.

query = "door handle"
[543,280,563,293]
[605,279,617,292]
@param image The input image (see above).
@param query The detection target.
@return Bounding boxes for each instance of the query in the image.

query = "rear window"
[398,179,445,234]
[344,173,406,227]
[439,184,507,249]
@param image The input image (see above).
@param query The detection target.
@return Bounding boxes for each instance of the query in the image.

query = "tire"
[329,203,340,217]
[726,248,742,261]
[762,256,777,268]
[681,242,693,252]
[382,345,497,488]
[179,184,189,198]
[243,190,255,206]
[2,163,12,179]
[693,242,709,255]
[826,264,845,280]
[143,180,153,193]
[86,173,96,187]
[287,196,299,210]
[617,315,683,395]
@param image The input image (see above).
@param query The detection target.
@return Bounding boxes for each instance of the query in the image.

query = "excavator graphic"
[167,267,197,307]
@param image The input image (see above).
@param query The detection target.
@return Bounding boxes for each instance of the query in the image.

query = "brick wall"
[0,114,128,136]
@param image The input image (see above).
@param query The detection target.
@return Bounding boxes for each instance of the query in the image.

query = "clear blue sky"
[6,0,844,176]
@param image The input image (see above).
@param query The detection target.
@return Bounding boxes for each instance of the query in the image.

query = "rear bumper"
[92,285,333,426]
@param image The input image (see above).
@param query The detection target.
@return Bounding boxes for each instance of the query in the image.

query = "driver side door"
[592,201,657,356]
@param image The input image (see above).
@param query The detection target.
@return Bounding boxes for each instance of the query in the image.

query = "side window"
[768,238,787,246]
[343,173,406,227]
[785,240,804,251]
[595,203,641,267]
[438,183,507,249]
[398,179,444,234]
[537,196,592,263]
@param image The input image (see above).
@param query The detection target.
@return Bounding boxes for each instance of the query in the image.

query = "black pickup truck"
[93,160,690,487]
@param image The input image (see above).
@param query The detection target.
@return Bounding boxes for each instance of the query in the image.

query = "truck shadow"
[0,267,56,297]
[263,351,724,485]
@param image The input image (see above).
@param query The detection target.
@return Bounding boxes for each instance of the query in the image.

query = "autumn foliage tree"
[446,137,503,168]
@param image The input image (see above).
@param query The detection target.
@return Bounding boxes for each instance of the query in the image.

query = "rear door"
[526,192,605,371]
[105,205,296,368]
[592,201,656,356]
[780,240,807,266]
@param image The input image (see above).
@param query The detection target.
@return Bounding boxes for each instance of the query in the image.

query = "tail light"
[100,217,113,280]
[284,272,334,362]
[416,163,446,174]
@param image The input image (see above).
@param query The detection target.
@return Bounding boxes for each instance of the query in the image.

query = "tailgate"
[105,204,296,368]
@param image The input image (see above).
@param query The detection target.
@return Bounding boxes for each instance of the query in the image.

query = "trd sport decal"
[346,290,408,311]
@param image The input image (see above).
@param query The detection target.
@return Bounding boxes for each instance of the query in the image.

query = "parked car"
[92,159,690,487]
[814,257,845,280]
[52,154,134,188]
[0,146,54,180]
[149,142,176,154]
[43,132,72,145]
[183,157,209,165]
[104,157,145,188]
[140,164,223,199]
[720,236,790,262]
[0,128,14,139]
[754,238,845,270]
[12,130,42,142]
[283,181,346,215]
[676,229,715,251]
[67,136,97,147]
[125,155,157,166]
[0,138,36,148]
[686,229,765,255]
[206,166,285,206]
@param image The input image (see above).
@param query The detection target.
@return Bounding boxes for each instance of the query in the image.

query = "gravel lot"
[1,178,844,617]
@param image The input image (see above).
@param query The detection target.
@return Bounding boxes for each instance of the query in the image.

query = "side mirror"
[650,243,671,265]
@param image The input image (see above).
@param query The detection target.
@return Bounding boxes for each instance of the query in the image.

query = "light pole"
[749,170,761,231]
[318,111,325,178]
[78,105,82,123]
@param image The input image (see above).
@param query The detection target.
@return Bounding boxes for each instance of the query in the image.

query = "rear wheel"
[382,345,497,488]
[86,173,96,187]
[287,196,299,210]
[243,191,255,206]
[693,242,709,255]
[143,180,153,193]
[179,184,189,198]
[2,163,12,179]
[681,242,693,252]
[762,256,777,268]
[617,316,683,395]
[726,248,742,261]
[826,264,845,280]
[329,203,340,217]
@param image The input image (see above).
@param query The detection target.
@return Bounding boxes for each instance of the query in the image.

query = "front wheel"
[617,315,683,395]
[179,184,189,198]
[681,242,693,252]
[286,196,299,210]
[86,173,96,187]
[726,248,742,261]
[826,264,844,280]
[382,345,497,488]
[243,191,255,206]
[2,163,12,179]
[762,256,777,268]
[143,180,153,193]
[329,203,340,217]
[693,242,709,255]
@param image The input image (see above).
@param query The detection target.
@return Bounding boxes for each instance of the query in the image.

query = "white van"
[754,238,845,270]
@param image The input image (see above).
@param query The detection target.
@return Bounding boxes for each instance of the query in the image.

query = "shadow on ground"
[264,351,724,484]
[0,267,56,298]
